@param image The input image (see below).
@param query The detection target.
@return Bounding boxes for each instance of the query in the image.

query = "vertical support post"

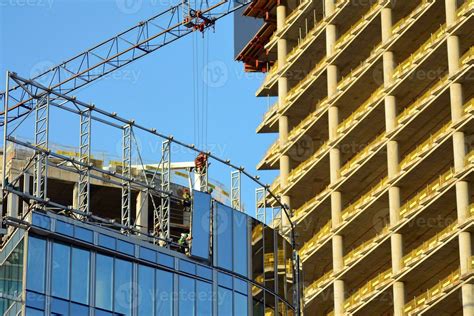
[231,170,241,211]
[121,124,132,229]
[255,187,266,223]
[1,72,10,236]
[277,0,292,230]
[136,189,149,235]
[22,173,31,216]
[159,140,171,244]
[33,94,50,202]
[78,109,91,215]
[199,158,209,193]
[445,1,473,314]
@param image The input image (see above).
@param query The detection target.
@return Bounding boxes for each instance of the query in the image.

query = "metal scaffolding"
[78,109,91,214]
[231,170,241,211]
[33,94,50,201]
[159,140,171,243]
[255,187,266,223]
[121,124,132,229]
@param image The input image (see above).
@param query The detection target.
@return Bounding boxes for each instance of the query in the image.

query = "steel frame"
[231,170,241,211]
[0,0,252,127]
[121,124,132,228]
[78,109,91,214]
[33,94,49,201]
[159,140,171,243]
[255,187,266,223]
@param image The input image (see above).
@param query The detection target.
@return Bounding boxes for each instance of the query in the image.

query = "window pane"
[138,265,154,316]
[156,269,173,315]
[196,281,212,316]
[251,220,264,285]
[114,259,132,316]
[264,227,275,290]
[25,308,44,316]
[178,275,195,316]
[215,203,233,270]
[234,293,248,316]
[190,190,212,260]
[95,254,113,310]
[52,243,70,299]
[217,287,232,316]
[51,297,69,315]
[71,248,90,304]
[233,211,248,277]
[27,237,46,293]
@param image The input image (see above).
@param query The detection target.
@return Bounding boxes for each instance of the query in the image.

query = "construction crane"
[0,0,252,126]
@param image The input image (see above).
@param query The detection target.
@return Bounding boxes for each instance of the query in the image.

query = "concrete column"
[277,1,292,227]
[136,190,149,234]
[382,6,405,316]
[325,1,345,314]
[72,183,79,209]
[445,1,474,314]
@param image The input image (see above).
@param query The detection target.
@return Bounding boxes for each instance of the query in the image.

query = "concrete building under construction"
[239,0,474,314]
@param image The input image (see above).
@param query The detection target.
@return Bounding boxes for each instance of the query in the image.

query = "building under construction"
[239,0,474,315]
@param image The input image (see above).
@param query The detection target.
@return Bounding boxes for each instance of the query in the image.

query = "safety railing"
[458,0,474,17]
[299,220,332,260]
[339,133,386,177]
[304,269,334,299]
[391,0,432,35]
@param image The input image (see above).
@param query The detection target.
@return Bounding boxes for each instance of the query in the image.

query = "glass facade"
[2,191,296,316]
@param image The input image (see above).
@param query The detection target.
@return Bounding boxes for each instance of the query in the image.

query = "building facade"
[0,192,297,316]
[240,0,474,315]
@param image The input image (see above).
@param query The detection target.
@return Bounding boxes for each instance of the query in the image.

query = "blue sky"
[0,0,278,216]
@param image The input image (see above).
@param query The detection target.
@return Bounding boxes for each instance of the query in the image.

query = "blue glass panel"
[32,213,50,230]
[196,281,212,316]
[71,248,90,304]
[75,227,93,243]
[157,252,174,268]
[233,211,248,277]
[234,293,248,316]
[95,254,113,310]
[140,247,156,262]
[190,190,212,260]
[179,260,196,275]
[25,291,45,310]
[178,275,195,316]
[26,237,46,293]
[98,234,116,250]
[114,259,132,316]
[25,308,44,316]
[117,240,134,256]
[156,270,173,315]
[95,309,113,316]
[215,203,233,270]
[70,303,88,316]
[51,297,69,315]
[234,278,248,295]
[52,243,70,299]
[196,265,212,280]
[55,220,73,236]
[217,287,232,316]
[138,265,155,316]
[217,272,232,289]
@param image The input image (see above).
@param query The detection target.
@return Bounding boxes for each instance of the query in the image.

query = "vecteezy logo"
[116,0,142,14]
[203,61,229,88]
[30,60,55,87]
[372,207,390,234]
[287,135,315,162]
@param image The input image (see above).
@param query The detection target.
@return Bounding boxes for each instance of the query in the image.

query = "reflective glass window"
[51,297,68,315]
[117,240,134,256]
[156,269,173,315]
[234,278,248,295]
[215,203,233,270]
[0,239,23,304]
[197,265,212,280]
[217,287,232,316]
[138,265,155,316]
[98,234,116,250]
[95,309,113,316]
[140,247,156,262]
[95,254,113,310]
[71,247,90,304]
[233,211,248,277]
[234,292,248,316]
[75,227,93,243]
[27,237,46,293]
[190,190,212,260]
[252,285,264,316]
[25,291,45,310]
[157,252,174,268]
[217,272,232,289]
[276,235,286,298]
[56,220,73,236]
[196,281,212,316]
[70,303,89,316]
[265,291,276,316]
[179,260,196,275]
[251,220,264,285]
[25,308,44,316]
[264,227,275,290]
[32,213,50,230]
[285,240,294,304]
[178,275,195,316]
[114,258,132,316]
[52,243,70,299]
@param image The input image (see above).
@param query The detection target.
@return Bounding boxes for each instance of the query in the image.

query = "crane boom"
[1,0,251,125]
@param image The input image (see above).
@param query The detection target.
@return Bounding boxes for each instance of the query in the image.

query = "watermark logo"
[203,60,228,88]
[372,207,390,234]
[30,60,55,87]
[0,0,54,8]
[115,0,142,14]
[287,135,316,162]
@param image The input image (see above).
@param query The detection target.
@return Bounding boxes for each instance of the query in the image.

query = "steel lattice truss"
[0,0,252,126]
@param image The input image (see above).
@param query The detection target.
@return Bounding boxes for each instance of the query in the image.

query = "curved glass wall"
[17,190,296,316]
